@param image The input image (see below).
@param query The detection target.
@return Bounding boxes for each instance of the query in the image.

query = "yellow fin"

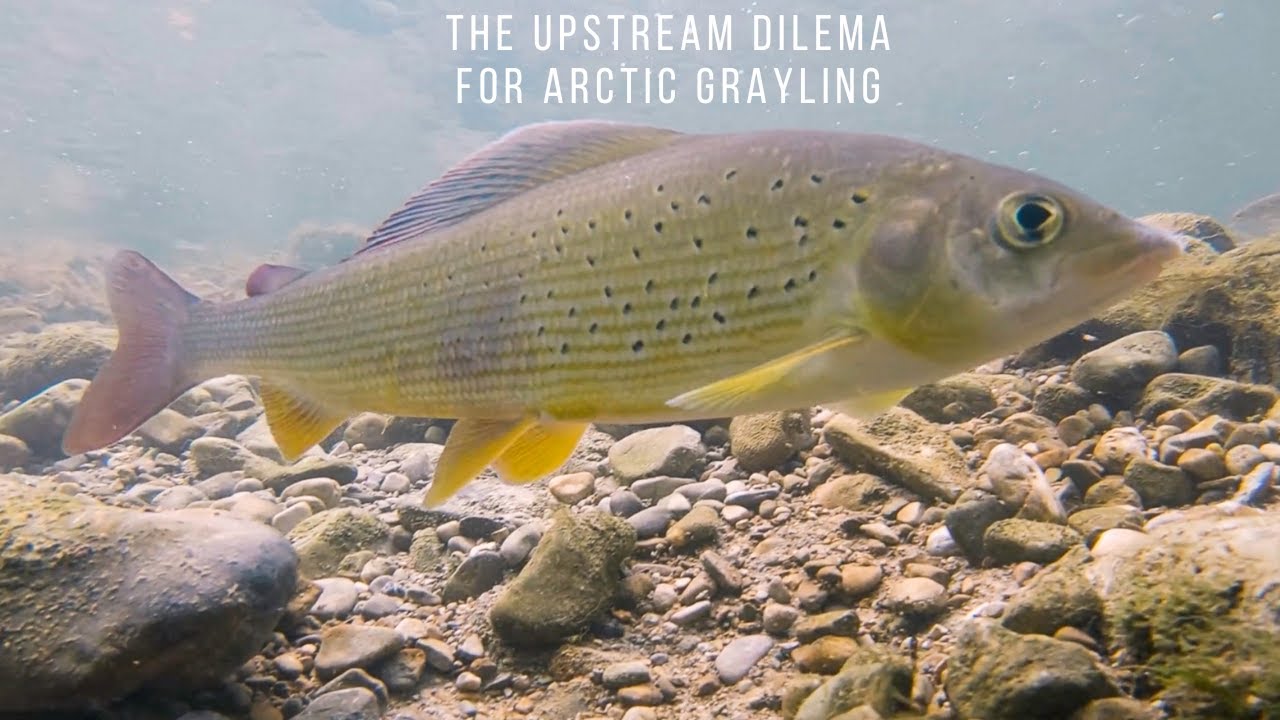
[425,417,535,507]
[828,389,913,420]
[493,421,589,484]
[665,333,865,415]
[260,382,346,461]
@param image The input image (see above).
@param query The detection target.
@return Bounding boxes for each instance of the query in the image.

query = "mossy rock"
[287,508,391,578]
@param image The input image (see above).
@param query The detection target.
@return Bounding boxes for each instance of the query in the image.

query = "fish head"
[853,155,1184,366]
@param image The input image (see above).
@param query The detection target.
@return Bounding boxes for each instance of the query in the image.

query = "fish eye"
[993,192,1065,250]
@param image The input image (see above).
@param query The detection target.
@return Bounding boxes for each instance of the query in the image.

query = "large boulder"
[0,480,298,712]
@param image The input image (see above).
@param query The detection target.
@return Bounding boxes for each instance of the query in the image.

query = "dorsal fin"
[356,120,686,254]
[246,264,308,296]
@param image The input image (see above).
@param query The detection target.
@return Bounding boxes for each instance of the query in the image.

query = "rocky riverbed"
[2,220,1280,720]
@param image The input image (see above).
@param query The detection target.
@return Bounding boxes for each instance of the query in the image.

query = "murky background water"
[0,1,1274,262]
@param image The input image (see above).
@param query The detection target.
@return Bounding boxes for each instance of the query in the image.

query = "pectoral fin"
[426,417,536,507]
[260,382,346,460]
[493,421,588,483]
[828,389,913,420]
[665,333,866,415]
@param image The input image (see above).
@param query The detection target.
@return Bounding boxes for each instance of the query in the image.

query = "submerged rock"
[288,509,392,578]
[1070,331,1178,403]
[1136,373,1278,421]
[900,373,997,423]
[792,646,913,720]
[0,479,297,712]
[728,410,810,472]
[1094,505,1280,715]
[0,322,115,402]
[822,406,969,502]
[945,619,1119,720]
[490,508,635,648]
[0,378,87,456]
[608,425,705,482]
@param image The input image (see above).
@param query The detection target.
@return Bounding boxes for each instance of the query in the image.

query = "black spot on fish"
[568,307,577,317]
[698,194,711,206]
[645,279,655,293]
[691,296,702,309]
[851,191,869,204]
[670,201,680,212]
[832,218,846,229]
[604,286,613,298]
[772,179,784,191]
[537,325,545,336]
[588,220,597,230]
[632,340,645,352]
[589,323,599,334]
[669,297,680,310]
[725,170,737,181]
[656,318,667,331]
[531,231,538,238]
[633,247,641,260]
[554,243,564,254]
[586,256,596,267]
[624,210,633,221]
[746,227,758,240]
[808,270,818,281]
[784,278,798,292]
[746,286,759,300]
[560,342,570,354]
[561,226,569,235]
[811,174,823,184]
[707,271,719,285]
[480,242,488,253]
[556,208,564,217]
[519,294,528,305]
[654,222,663,234]
[682,333,693,344]
[693,237,704,251]
[713,311,726,324]
[794,216,808,228]
[656,184,664,193]
[797,234,810,247]
[623,302,633,315]
[546,289,555,299]
[447,272,454,281]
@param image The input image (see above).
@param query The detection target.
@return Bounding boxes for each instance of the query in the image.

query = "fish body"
[63,120,1182,505]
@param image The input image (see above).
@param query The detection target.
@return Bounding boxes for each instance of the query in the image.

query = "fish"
[61,119,1183,507]
[1229,191,1280,241]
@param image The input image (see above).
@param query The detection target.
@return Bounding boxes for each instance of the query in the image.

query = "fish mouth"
[1070,222,1184,285]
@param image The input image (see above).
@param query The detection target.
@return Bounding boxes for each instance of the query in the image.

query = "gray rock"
[627,505,673,539]
[1070,331,1178,401]
[1177,345,1222,376]
[715,635,773,685]
[901,374,997,423]
[0,378,87,456]
[1066,505,1145,545]
[418,638,455,673]
[311,577,359,619]
[315,624,403,680]
[979,443,1067,523]
[608,488,644,517]
[822,407,969,502]
[945,494,1013,558]
[371,647,425,694]
[193,472,242,500]
[945,619,1119,720]
[883,577,947,618]
[630,475,693,501]
[490,509,635,648]
[281,477,343,509]
[1092,428,1149,475]
[608,425,705,482]
[602,660,651,689]
[294,688,381,720]
[343,412,392,450]
[151,484,207,511]
[272,503,313,534]
[1002,549,1103,636]
[441,550,506,603]
[135,408,205,454]
[499,521,544,568]
[0,480,297,713]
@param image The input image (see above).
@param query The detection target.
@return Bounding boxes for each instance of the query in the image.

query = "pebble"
[670,600,712,626]
[548,472,595,504]
[499,522,544,568]
[884,577,948,617]
[314,625,403,680]
[311,578,359,620]
[665,505,721,548]
[602,660,651,689]
[925,526,962,557]
[762,603,800,636]
[839,564,883,598]
[627,506,674,539]
[1176,448,1228,482]
[609,489,645,518]
[714,635,773,685]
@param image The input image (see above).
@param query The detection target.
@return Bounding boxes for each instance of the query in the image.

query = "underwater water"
[2,2,1280,720]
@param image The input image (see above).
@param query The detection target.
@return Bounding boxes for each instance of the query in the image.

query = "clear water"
[0,1,1275,261]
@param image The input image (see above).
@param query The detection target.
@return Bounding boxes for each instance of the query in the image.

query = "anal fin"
[493,421,588,484]
[828,389,913,420]
[260,381,346,461]
[426,417,535,507]
[665,333,865,415]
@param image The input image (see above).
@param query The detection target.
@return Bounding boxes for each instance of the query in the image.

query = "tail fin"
[62,250,202,455]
